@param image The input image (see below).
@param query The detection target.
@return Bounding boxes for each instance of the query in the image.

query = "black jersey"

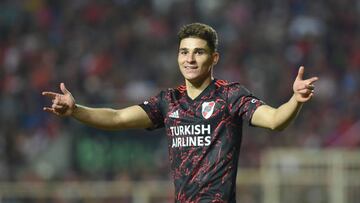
[139,79,264,203]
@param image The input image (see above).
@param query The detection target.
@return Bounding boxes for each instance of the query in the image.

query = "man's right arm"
[72,105,153,130]
[42,83,153,130]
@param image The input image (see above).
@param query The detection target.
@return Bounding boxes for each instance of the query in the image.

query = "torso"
[140,79,264,203]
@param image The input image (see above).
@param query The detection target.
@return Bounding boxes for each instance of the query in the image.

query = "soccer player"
[42,23,318,202]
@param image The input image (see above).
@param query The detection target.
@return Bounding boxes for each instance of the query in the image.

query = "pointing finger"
[42,91,58,99]
[307,77,319,85]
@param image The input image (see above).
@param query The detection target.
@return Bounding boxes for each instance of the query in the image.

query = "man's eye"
[195,51,205,55]
[180,51,187,55]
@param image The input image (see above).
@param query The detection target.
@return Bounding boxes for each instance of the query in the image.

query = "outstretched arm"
[42,83,153,130]
[251,66,318,131]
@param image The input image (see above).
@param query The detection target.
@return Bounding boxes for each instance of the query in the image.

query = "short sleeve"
[138,91,165,130]
[228,84,265,125]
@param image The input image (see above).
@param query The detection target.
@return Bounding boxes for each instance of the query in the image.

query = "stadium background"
[0,0,359,202]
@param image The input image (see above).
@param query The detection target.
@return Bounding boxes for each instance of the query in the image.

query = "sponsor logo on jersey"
[201,101,215,119]
[169,124,211,148]
[169,110,179,118]
[170,124,211,136]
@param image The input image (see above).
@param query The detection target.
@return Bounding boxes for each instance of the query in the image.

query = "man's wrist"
[291,94,304,105]
[71,103,79,117]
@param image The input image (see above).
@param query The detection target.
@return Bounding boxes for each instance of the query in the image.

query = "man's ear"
[212,52,220,65]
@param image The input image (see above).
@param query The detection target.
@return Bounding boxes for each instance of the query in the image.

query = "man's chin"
[184,76,210,85]
[184,75,200,82]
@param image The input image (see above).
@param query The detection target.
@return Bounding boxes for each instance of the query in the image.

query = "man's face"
[178,37,219,84]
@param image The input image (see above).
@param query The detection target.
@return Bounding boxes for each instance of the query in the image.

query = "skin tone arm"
[42,83,153,130]
[251,66,319,131]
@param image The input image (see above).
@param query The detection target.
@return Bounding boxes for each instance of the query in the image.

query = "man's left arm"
[251,66,318,131]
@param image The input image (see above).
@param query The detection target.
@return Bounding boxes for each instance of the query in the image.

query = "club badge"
[202,101,215,119]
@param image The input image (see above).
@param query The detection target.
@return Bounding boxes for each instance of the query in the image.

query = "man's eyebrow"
[178,48,208,52]
[193,48,207,52]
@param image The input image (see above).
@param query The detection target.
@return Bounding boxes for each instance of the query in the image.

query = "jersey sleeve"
[227,84,265,125]
[138,91,165,129]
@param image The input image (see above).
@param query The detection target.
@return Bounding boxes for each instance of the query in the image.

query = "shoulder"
[214,79,248,92]
[156,85,185,100]
[214,79,254,102]
[175,84,186,94]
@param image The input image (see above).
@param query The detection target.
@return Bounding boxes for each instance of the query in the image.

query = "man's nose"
[186,53,195,63]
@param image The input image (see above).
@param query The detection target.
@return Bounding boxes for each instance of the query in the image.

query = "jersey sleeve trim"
[138,91,166,130]
[226,83,265,126]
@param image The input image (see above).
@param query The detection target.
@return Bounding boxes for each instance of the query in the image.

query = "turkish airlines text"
[169,124,211,148]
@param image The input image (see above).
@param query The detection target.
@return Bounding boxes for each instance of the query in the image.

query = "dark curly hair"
[177,23,218,53]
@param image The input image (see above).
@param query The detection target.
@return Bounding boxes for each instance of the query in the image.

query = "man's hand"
[42,83,76,116]
[293,66,319,103]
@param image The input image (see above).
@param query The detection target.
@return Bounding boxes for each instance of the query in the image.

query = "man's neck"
[185,77,213,100]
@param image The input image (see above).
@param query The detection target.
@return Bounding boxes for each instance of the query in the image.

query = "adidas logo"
[169,110,179,118]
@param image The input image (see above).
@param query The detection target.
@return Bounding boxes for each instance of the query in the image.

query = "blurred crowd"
[0,0,359,183]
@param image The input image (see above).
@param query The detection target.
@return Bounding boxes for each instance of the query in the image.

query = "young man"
[43,23,318,202]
